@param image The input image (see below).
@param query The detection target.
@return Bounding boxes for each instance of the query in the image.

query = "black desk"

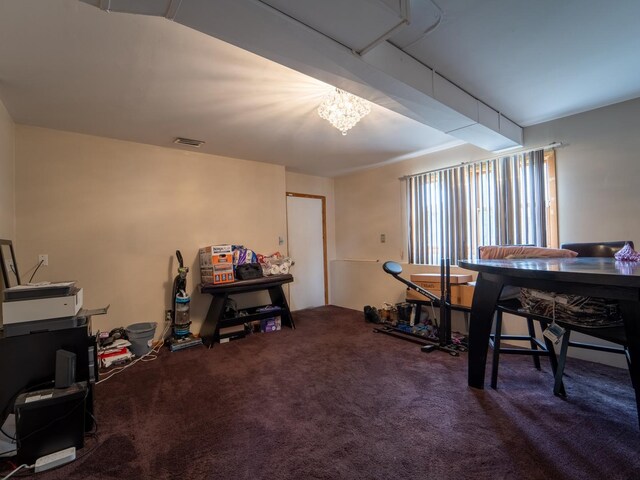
[459,257,640,426]
[0,325,96,430]
[199,274,295,347]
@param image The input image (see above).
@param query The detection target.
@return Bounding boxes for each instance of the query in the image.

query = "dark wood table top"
[460,257,640,288]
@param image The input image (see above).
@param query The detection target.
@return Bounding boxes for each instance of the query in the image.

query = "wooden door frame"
[286,192,328,305]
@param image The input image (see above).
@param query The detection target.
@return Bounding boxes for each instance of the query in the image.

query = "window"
[407,149,557,265]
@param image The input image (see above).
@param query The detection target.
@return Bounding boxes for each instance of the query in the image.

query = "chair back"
[478,244,534,259]
[478,245,578,260]
[560,241,634,258]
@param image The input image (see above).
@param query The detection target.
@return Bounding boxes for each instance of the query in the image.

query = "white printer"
[2,282,84,336]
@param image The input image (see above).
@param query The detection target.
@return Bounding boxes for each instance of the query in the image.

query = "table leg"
[553,330,570,397]
[468,273,504,389]
[268,286,295,329]
[617,300,640,428]
[200,293,228,347]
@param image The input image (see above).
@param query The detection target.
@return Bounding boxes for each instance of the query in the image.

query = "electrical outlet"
[380,234,386,243]
[38,254,48,266]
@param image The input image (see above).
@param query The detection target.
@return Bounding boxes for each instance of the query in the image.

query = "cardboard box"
[199,245,235,284]
[200,267,214,284]
[213,264,235,284]
[199,247,212,269]
[200,265,235,284]
[212,252,233,266]
[219,324,245,343]
[458,284,475,307]
[410,273,473,285]
[406,285,462,304]
[406,273,474,306]
[199,245,233,268]
[261,317,281,332]
[213,253,234,284]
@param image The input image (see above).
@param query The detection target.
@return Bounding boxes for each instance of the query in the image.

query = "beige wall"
[9,97,640,364]
[526,97,640,245]
[15,126,287,336]
[0,99,14,240]
[331,98,640,368]
[332,143,488,309]
[330,145,489,334]
[522,98,640,367]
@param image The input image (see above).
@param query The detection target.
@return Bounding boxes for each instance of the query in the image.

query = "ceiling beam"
[80,0,522,151]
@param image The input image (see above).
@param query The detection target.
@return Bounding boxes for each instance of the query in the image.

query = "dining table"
[459,256,640,427]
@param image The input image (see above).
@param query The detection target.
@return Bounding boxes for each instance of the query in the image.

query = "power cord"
[0,427,15,443]
[0,426,16,457]
[27,260,44,284]
[1,463,32,479]
[96,321,171,384]
[4,432,101,478]
[0,398,99,478]
[86,410,98,437]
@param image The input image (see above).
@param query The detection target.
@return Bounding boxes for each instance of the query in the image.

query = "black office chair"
[480,246,563,391]
[551,241,633,395]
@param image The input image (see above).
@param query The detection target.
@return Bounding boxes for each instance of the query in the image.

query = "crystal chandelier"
[317,88,371,135]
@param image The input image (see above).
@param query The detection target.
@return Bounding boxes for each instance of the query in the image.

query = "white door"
[286,194,326,310]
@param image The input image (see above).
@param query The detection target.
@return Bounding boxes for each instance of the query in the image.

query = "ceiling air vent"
[173,137,205,148]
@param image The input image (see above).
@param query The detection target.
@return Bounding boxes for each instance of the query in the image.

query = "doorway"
[286,193,328,310]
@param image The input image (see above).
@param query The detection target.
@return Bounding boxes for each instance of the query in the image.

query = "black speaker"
[55,350,76,389]
[15,382,86,464]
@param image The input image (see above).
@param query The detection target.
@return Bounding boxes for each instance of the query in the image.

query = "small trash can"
[125,322,157,357]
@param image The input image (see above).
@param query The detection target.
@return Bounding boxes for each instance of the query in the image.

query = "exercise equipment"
[375,259,466,356]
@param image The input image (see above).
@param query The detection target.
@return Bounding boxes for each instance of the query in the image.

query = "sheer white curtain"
[407,149,547,265]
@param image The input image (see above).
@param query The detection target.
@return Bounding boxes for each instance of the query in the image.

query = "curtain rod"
[398,142,563,180]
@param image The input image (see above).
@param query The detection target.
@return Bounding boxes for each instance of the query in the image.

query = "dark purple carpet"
[35,306,639,479]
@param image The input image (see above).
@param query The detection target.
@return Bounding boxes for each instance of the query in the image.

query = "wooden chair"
[552,241,633,395]
[479,246,564,390]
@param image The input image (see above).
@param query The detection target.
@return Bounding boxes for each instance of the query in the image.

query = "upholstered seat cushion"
[478,245,578,260]
[478,246,578,299]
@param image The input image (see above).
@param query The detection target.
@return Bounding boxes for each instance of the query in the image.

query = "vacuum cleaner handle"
[176,250,184,268]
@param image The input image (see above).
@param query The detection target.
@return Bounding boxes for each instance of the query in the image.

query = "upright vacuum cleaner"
[375,260,465,356]
[168,250,203,352]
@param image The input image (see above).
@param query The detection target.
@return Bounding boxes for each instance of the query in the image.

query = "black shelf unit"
[221,306,283,328]
[200,274,294,347]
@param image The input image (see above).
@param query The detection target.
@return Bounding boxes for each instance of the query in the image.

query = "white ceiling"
[395,0,640,127]
[1,0,639,177]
